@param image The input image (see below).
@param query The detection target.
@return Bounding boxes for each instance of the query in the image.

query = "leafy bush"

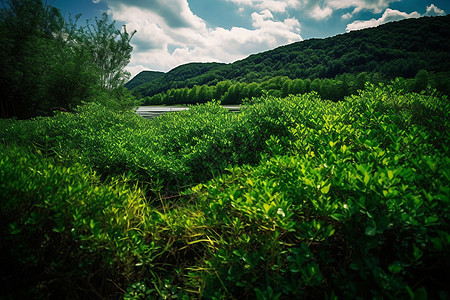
[0,144,152,298]
[1,84,449,298]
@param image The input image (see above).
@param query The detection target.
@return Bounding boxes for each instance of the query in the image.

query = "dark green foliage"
[129,15,450,100]
[0,144,149,298]
[0,1,136,119]
[0,0,66,118]
[133,62,227,98]
[142,72,446,105]
[1,84,449,298]
[124,70,165,90]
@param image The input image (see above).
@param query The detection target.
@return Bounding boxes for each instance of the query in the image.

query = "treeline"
[143,70,450,105]
[0,0,137,119]
[129,15,450,99]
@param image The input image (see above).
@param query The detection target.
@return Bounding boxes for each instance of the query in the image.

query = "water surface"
[136,105,240,119]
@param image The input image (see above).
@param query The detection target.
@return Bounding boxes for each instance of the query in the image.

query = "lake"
[136,105,240,119]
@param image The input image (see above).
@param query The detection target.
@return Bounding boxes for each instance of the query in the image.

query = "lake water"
[136,105,240,119]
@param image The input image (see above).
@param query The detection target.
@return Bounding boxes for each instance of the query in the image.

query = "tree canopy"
[0,0,136,119]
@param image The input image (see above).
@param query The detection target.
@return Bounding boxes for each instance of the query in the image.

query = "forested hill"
[126,62,226,94]
[124,71,164,90]
[127,15,450,98]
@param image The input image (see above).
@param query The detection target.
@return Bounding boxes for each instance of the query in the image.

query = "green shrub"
[1,84,449,298]
[0,145,152,298]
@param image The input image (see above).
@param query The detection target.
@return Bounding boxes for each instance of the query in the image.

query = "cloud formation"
[105,0,205,29]
[310,5,333,20]
[225,0,300,13]
[425,4,445,16]
[346,8,420,31]
[100,0,302,76]
[226,0,400,17]
[346,4,445,31]
[328,0,400,14]
[302,0,400,20]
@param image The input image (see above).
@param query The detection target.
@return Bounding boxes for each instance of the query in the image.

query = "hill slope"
[128,15,450,98]
[124,71,164,90]
[127,62,226,97]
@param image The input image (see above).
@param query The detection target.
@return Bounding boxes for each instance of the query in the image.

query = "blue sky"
[55,0,449,78]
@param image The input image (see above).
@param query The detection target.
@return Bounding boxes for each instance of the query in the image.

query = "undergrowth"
[1,83,449,299]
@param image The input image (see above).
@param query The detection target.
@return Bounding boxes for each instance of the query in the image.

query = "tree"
[413,69,430,92]
[354,72,368,92]
[198,85,212,103]
[83,13,136,90]
[310,78,321,93]
[291,79,306,95]
[0,1,136,118]
[214,80,232,100]
[188,86,199,103]
[0,0,65,118]
[281,80,292,97]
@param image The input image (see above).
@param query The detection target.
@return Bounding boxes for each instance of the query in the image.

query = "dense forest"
[127,15,450,104]
[1,1,450,299]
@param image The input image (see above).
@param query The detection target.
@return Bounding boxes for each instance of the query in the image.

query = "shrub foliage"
[1,84,449,298]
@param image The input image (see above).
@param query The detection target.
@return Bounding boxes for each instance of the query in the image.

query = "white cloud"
[105,0,205,29]
[326,0,400,14]
[301,0,400,20]
[310,5,333,20]
[346,8,421,31]
[425,4,445,16]
[225,0,301,13]
[346,4,445,32]
[252,9,274,26]
[99,0,302,77]
[342,12,353,19]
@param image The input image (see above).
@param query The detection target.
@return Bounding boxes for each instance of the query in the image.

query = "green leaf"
[363,172,370,185]
[388,263,403,274]
[365,225,376,236]
[387,170,394,180]
[320,183,331,194]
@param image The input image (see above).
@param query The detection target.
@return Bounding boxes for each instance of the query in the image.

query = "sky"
[54,0,449,78]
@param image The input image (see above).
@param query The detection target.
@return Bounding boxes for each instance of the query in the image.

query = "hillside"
[124,71,164,90]
[126,62,226,96]
[128,15,450,98]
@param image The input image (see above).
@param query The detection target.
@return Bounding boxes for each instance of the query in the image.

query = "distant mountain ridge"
[127,15,450,98]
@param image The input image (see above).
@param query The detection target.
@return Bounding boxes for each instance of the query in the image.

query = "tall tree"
[0,0,65,118]
[0,1,136,118]
[83,13,136,90]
